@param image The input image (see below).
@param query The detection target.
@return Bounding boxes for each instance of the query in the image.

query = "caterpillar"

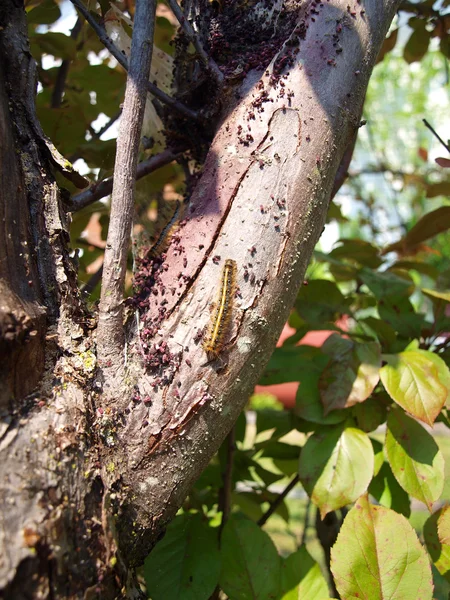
[149,200,182,258]
[203,259,237,361]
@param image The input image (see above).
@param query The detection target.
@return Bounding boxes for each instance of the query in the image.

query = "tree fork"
[0,1,401,597]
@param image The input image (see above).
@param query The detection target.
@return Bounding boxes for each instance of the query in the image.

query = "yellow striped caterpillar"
[203,259,237,360]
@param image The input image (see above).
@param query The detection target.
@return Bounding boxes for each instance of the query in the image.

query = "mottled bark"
[0,1,401,597]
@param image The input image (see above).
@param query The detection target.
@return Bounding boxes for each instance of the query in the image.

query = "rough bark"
[0,1,401,597]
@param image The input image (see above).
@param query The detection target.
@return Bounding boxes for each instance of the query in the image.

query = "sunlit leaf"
[368,461,411,517]
[319,334,381,413]
[424,508,450,583]
[385,408,444,510]
[380,350,450,425]
[220,516,281,600]
[298,425,374,518]
[281,546,330,600]
[438,505,450,546]
[143,513,220,600]
[331,494,433,600]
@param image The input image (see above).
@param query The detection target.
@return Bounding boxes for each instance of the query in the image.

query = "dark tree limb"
[97,0,157,369]
[423,118,450,153]
[70,0,199,121]
[67,147,183,211]
[218,425,236,534]
[167,0,223,85]
[258,475,300,527]
[50,16,83,108]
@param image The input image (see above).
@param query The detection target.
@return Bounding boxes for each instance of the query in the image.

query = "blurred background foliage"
[25,0,450,598]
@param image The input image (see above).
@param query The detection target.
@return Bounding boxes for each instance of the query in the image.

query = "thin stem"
[67,148,184,211]
[70,0,199,121]
[257,474,300,527]
[218,426,236,535]
[81,264,103,297]
[97,0,157,369]
[423,118,450,153]
[51,17,84,108]
[167,0,223,85]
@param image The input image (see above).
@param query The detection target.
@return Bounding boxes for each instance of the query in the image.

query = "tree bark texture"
[0,1,401,597]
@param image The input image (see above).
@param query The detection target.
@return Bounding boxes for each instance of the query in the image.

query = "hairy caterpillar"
[149,200,182,258]
[203,259,237,360]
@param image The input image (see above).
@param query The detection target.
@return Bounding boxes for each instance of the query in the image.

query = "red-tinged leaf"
[376,28,398,64]
[404,25,431,63]
[435,157,450,168]
[424,508,450,583]
[418,147,428,161]
[385,408,444,510]
[426,180,450,198]
[319,335,381,414]
[438,505,450,546]
[382,206,450,256]
[331,494,433,600]
[298,425,373,518]
[380,349,450,425]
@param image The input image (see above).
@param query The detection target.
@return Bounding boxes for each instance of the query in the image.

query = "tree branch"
[67,147,183,211]
[218,425,236,533]
[97,0,157,369]
[70,0,199,121]
[50,16,83,108]
[167,0,223,86]
[423,118,450,153]
[258,474,300,527]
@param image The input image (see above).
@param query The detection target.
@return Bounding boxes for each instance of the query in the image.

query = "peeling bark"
[0,1,401,597]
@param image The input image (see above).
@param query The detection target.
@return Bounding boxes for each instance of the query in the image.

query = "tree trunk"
[0,1,400,597]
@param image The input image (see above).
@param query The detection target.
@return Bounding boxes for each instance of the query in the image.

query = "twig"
[51,17,84,108]
[97,0,157,368]
[70,0,199,121]
[423,118,450,153]
[218,426,236,535]
[67,147,184,211]
[167,0,223,85]
[257,474,299,527]
[68,109,122,164]
[81,263,103,297]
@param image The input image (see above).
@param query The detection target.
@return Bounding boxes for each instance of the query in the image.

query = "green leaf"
[359,267,413,300]
[438,505,450,546]
[376,28,398,64]
[319,335,381,414]
[330,239,382,268]
[259,345,326,385]
[424,508,450,583]
[404,23,431,63]
[30,32,77,60]
[295,370,347,425]
[368,461,411,517]
[422,288,450,303]
[378,296,425,339]
[352,396,387,433]
[380,350,450,425]
[331,494,433,600]
[360,316,397,347]
[281,546,330,600]
[26,0,61,25]
[298,425,374,518]
[143,513,220,600]
[232,492,264,521]
[294,280,351,327]
[220,516,281,600]
[385,408,444,510]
